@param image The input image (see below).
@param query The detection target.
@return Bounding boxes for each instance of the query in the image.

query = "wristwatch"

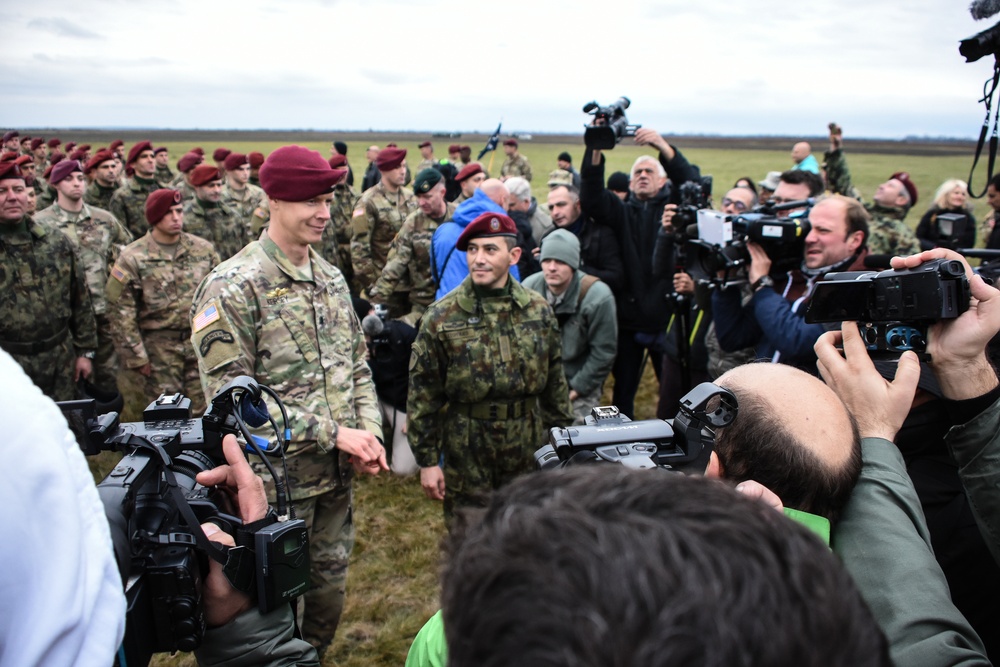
[751,276,774,293]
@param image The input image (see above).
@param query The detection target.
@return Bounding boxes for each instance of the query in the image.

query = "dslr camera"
[805,258,971,358]
[583,97,641,149]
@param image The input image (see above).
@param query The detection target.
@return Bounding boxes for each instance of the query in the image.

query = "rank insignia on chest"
[193,303,221,332]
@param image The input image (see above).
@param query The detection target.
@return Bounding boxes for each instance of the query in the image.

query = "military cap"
[607,171,630,193]
[12,155,32,167]
[333,141,348,155]
[177,152,203,174]
[85,150,116,174]
[547,169,573,187]
[418,141,432,149]
[109,139,124,150]
[69,149,88,161]
[153,146,168,155]
[191,147,205,156]
[49,160,83,185]
[47,138,61,149]
[413,168,443,194]
[386,142,398,148]
[65,142,77,152]
[145,189,183,225]
[213,147,231,163]
[190,164,222,186]
[448,144,461,153]
[328,154,347,169]
[248,151,265,168]
[19,136,31,144]
[2,131,18,142]
[259,145,346,202]
[557,151,572,163]
[30,138,45,151]
[0,161,21,181]
[376,147,406,171]
[890,172,918,206]
[223,152,249,171]
[126,141,153,165]
[50,151,66,165]
[42,165,53,179]
[758,171,782,192]
[456,212,518,251]
[455,163,483,183]
[77,144,91,152]
[503,139,518,148]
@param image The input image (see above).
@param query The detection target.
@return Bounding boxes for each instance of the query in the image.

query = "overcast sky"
[2,0,996,138]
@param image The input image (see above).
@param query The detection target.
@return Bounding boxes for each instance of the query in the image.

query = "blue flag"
[477,123,502,160]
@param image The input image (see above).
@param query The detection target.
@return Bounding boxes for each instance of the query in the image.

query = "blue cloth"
[794,154,820,174]
[432,189,519,299]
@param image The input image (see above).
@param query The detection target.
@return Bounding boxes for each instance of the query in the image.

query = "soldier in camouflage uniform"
[34,160,133,391]
[311,154,357,291]
[109,141,160,239]
[153,146,175,187]
[500,138,533,182]
[351,147,417,316]
[170,152,202,201]
[454,163,486,204]
[0,161,98,400]
[221,153,266,233]
[370,168,455,326]
[183,164,249,260]
[190,145,386,653]
[408,212,574,521]
[416,141,436,173]
[107,189,219,417]
[83,150,119,211]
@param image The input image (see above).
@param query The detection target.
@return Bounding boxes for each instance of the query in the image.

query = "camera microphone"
[863,254,894,270]
[362,313,384,337]
[971,0,1000,20]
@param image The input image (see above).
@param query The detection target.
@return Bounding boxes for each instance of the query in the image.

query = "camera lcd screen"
[806,281,871,323]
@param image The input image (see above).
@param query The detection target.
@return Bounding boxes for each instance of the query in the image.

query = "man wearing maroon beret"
[247,151,265,187]
[501,138,533,182]
[190,144,386,653]
[351,147,417,316]
[171,151,204,202]
[312,154,357,289]
[0,159,98,401]
[182,164,248,260]
[212,147,231,169]
[416,141,436,173]
[84,151,121,211]
[221,153,266,231]
[2,131,20,156]
[408,210,574,520]
[454,162,486,204]
[109,140,159,238]
[153,146,174,187]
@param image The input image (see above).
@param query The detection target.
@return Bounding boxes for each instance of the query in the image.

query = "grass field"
[55,128,985,666]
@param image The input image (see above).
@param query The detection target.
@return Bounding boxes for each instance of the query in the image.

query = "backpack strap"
[576,274,600,308]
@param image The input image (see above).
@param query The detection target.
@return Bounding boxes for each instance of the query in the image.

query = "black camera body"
[686,206,812,277]
[583,97,640,149]
[805,258,971,357]
[535,383,737,474]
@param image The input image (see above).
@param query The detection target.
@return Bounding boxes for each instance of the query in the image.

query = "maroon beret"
[0,161,21,181]
[69,149,87,161]
[127,141,153,165]
[47,138,61,149]
[49,160,83,185]
[153,146,168,156]
[42,165,53,179]
[13,155,32,167]
[456,212,518,251]
[189,164,222,187]
[503,139,518,148]
[77,144,91,152]
[50,151,65,165]
[386,142,398,148]
[418,141,432,149]
[110,139,123,149]
[375,147,406,171]
[177,152,203,174]
[30,138,45,151]
[145,189,183,225]
[890,171,918,207]
[248,151,265,168]
[448,144,461,153]
[213,147,231,163]
[85,151,116,174]
[328,154,347,169]
[455,163,484,183]
[2,131,18,142]
[65,142,77,152]
[223,152,248,171]
[191,146,205,156]
[259,145,345,202]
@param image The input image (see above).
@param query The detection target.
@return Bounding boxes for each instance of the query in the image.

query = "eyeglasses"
[721,198,749,212]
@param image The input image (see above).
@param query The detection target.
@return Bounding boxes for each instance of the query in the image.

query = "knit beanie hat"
[540,229,580,270]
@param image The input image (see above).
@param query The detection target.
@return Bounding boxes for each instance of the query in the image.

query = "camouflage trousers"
[7,336,76,401]
[93,314,120,392]
[294,485,354,655]
[118,329,203,421]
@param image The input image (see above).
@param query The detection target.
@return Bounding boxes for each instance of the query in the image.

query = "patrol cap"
[539,228,581,270]
[259,145,346,202]
[413,168,443,194]
[85,150,116,174]
[455,163,483,183]
[177,152,203,174]
[890,172,918,206]
[145,189,183,225]
[248,151,265,168]
[328,154,347,169]
[376,147,406,171]
[223,152,249,171]
[153,146,168,156]
[30,138,45,151]
[127,141,153,165]
[213,147,231,163]
[547,169,573,187]
[49,159,83,185]
[0,161,22,181]
[456,212,518,251]
[503,139,518,148]
[418,141,432,149]
[47,138,62,149]
[190,164,222,186]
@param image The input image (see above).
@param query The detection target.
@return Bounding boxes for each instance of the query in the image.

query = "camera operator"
[580,127,700,418]
[712,195,869,372]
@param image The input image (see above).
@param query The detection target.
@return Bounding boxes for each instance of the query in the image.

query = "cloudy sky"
[2,0,996,138]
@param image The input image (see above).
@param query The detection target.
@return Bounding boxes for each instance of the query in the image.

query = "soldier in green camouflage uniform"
[109,141,160,239]
[351,148,417,315]
[312,156,357,291]
[153,147,175,188]
[106,189,219,417]
[221,153,266,233]
[408,212,573,520]
[84,151,120,211]
[416,141,436,173]
[34,161,133,391]
[190,145,386,653]
[370,169,455,326]
[500,139,533,181]
[183,165,250,260]
[0,164,98,400]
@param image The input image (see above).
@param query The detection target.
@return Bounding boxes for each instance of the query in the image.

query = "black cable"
[968,59,1000,198]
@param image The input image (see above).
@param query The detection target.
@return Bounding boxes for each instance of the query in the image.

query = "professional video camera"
[59,377,309,667]
[535,382,737,473]
[805,258,971,358]
[671,179,714,232]
[582,97,641,150]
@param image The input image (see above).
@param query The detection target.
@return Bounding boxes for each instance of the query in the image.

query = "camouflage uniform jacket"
[190,233,382,498]
[106,231,219,369]
[371,201,456,307]
[416,158,437,173]
[0,216,97,353]
[407,276,574,467]
[109,175,159,239]
[155,165,176,188]
[222,182,267,230]
[33,203,133,316]
[351,182,417,292]
[183,198,250,261]
[822,148,862,200]
[865,204,921,257]
[84,181,117,212]
[500,153,533,182]
[312,183,357,283]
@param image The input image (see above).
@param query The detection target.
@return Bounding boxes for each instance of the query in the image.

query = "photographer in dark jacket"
[580,128,699,417]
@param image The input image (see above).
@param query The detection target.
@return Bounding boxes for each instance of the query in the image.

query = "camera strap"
[967,59,1000,198]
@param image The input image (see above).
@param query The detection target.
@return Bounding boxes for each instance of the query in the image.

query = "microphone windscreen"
[240,395,270,428]
[863,254,893,269]
[971,0,1000,20]
[361,313,384,337]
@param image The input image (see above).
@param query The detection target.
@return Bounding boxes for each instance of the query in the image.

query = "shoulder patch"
[110,264,128,283]
[352,208,365,218]
[193,301,221,332]
[199,329,235,357]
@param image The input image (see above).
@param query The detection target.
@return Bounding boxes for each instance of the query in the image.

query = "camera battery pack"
[255,519,310,613]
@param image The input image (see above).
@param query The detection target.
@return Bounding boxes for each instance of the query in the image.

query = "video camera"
[59,377,309,667]
[805,258,971,358]
[583,97,641,150]
[535,383,737,473]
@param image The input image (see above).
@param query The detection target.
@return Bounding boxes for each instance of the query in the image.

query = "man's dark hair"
[713,380,862,522]
[780,169,824,196]
[841,195,870,246]
[989,172,1000,191]
[442,467,888,667]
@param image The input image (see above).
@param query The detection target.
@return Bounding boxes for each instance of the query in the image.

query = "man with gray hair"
[505,176,552,243]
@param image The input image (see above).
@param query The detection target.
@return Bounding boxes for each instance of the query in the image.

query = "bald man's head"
[711,363,861,522]
[480,178,510,211]
[791,142,812,165]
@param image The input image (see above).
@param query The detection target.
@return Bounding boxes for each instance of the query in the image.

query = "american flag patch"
[352,208,365,217]
[193,303,221,332]
[110,265,127,283]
